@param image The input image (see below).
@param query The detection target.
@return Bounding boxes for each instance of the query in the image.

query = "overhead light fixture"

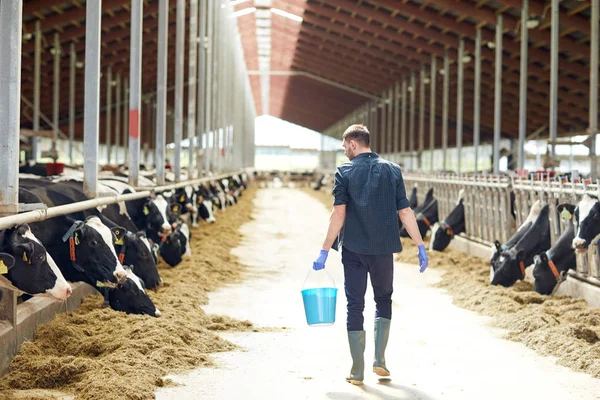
[76,61,84,68]
[270,7,303,22]
[408,86,413,92]
[424,77,430,84]
[439,69,445,76]
[231,7,256,18]
[486,41,495,49]
[23,32,33,41]
[462,54,472,63]
[526,16,540,29]
[112,80,117,87]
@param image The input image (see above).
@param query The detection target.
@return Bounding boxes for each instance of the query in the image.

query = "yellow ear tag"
[143,206,150,215]
[173,205,179,212]
[561,208,572,220]
[22,252,30,264]
[74,232,80,245]
[180,195,185,202]
[115,237,124,245]
[96,281,105,288]
[0,260,8,275]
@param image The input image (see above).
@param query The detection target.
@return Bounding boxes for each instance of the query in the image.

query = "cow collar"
[519,260,526,280]
[61,221,86,273]
[417,213,431,228]
[546,254,567,295]
[441,222,454,237]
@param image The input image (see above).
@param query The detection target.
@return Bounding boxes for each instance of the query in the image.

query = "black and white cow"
[560,194,600,253]
[409,184,418,209]
[195,184,217,224]
[490,200,542,271]
[105,267,161,317]
[0,223,72,301]
[431,189,466,252]
[400,188,438,238]
[491,203,552,287]
[533,218,576,295]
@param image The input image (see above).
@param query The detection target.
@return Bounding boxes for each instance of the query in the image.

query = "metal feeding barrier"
[402,173,600,281]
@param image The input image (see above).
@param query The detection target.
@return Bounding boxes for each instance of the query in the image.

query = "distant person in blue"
[313,124,428,385]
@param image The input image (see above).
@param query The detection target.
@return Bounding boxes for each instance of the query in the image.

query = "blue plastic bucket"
[301,287,338,326]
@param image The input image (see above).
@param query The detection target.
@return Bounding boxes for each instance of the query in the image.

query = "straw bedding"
[0,186,258,400]
[306,186,600,379]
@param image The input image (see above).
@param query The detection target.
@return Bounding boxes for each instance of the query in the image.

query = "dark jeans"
[341,246,394,331]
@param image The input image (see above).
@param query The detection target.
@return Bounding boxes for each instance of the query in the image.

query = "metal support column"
[430,56,436,171]
[196,0,206,176]
[53,33,61,158]
[381,92,387,155]
[590,0,599,180]
[518,0,528,171]
[401,78,407,158]
[204,0,214,173]
[106,66,112,164]
[387,88,393,155]
[549,0,559,159]
[155,0,168,185]
[83,1,102,198]
[187,0,198,177]
[115,73,121,165]
[493,15,503,175]
[174,0,185,181]
[442,49,449,171]
[409,71,416,170]
[419,64,425,170]
[124,78,129,163]
[32,20,41,161]
[474,28,482,174]
[69,42,76,165]
[0,0,23,216]
[128,0,143,186]
[457,39,464,175]
[393,82,400,157]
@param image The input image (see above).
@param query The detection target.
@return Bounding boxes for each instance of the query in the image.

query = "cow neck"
[61,220,85,273]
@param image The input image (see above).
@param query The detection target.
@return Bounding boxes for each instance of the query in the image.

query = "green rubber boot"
[345,330,366,385]
[373,317,391,377]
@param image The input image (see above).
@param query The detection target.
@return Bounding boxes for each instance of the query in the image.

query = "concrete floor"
[156,188,600,400]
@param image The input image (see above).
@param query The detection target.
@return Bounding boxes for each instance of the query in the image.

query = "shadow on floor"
[326,380,438,400]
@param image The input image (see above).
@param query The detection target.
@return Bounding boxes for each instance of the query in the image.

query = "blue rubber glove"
[417,244,429,273]
[313,249,329,270]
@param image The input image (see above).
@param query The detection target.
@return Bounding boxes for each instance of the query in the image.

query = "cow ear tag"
[173,205,179,212]
[560,208,572,220]
[22,252,31,264]
[143,206,150,215]
[180,195,185,202]
[0,260,8,275]
[74,232,80,245]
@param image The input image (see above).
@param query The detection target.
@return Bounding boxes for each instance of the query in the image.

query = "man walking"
[313,124,428,385]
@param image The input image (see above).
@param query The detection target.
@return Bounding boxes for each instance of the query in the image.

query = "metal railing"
[402,172,600,282]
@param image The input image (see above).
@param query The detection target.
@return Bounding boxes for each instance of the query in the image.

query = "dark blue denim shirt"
[332,152,410,255]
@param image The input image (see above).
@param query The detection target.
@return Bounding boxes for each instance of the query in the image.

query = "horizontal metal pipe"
[0,171,243,231]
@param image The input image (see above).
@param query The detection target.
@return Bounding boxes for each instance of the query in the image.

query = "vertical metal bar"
[69,42,76,165]
[419,64,425,169]
[442,49,449,171]
[124,78,129,163]
[187,0,198,177]
[430,56,436,171]
[155,0,168,185]
[457,39,464,175]
[380,92,387,154]
[474,28,482,174]
[32,20,41,161]
[518,0,528,171]
[401,78,407,159]
[590,0,599,180]
[409,71,416,170]
[205,0,214,172]
[115,73,121,165]
[393,82,400,156]
[493,15,503,175]
[0,0,22,216]
[196,0,207,176]
[53,33,61,158]
[174,0,185,181]
[129,0,143,186]
[83,1,102,198]
[549,0,559,159]
[387,88,393,154]
[212,0,220,172]
[106,66,112,164]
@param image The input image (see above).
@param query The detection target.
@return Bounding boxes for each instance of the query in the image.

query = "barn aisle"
[155,188,600,400]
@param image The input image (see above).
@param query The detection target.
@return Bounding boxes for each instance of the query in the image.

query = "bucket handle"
[302,268,336,290]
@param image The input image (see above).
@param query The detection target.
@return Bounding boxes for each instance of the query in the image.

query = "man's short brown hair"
[342,124,370,146]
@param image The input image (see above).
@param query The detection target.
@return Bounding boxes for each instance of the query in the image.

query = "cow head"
[533,252,568,295]
[491,249,526,287]
[112,228,162,290]
[62,216,127,285]
[106,268,161,317]
[173,187,194,212]
[159,229,187,267]
[2,224,72,301]
[432,222,455,251]
[560,196,600,252]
